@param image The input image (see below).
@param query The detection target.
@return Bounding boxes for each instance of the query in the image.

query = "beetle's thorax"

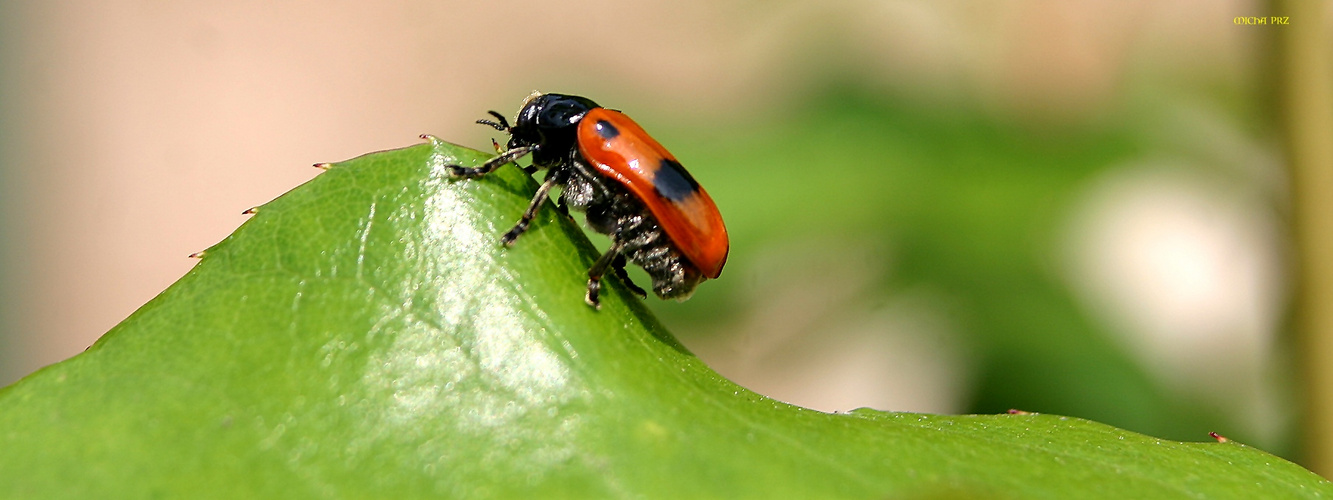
[507,93,601,167]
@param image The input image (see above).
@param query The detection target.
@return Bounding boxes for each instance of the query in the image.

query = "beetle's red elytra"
[576,108,728,279]
[445,93,729,308]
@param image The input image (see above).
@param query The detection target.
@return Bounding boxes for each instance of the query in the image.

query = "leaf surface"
[0,138,1325,498]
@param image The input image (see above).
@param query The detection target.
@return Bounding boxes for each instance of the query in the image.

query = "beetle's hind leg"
[502,168,567,246]
[446,145,534,178]
[612,254,647,299]
[585,240,628,309]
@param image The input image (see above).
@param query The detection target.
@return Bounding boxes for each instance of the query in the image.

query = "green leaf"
[0,137,1326,498]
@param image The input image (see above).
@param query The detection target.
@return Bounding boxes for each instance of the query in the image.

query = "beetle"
[445,92,728,308]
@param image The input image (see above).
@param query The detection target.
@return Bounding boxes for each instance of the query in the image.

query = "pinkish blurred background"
[1,0,1329,473]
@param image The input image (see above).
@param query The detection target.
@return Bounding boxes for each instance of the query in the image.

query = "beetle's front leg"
[445,145,535,179]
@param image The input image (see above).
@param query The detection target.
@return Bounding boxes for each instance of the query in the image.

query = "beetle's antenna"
[476,110,510,131]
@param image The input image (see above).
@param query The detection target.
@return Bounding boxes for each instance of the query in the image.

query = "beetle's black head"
[507,93,600,166]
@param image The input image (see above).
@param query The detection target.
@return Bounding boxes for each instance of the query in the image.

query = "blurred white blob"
[1062,164,1286,439]
[687,239,970,414]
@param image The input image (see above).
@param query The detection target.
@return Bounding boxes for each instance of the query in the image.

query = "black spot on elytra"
[652,159,700,201]
[595,120,619,139]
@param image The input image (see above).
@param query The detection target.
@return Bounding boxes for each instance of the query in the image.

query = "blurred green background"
[1,0,1327,474]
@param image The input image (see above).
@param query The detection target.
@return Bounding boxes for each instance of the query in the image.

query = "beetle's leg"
[447,145,534,178]
[586,240,627,309]
[476,111,510,132]
[612,254,647,299]
[502,168,567,246]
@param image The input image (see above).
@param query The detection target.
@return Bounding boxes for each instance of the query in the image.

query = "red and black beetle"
[446,93,728,308]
